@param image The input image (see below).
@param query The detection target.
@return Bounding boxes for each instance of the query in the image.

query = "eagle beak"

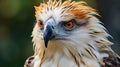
[43,25,54,48]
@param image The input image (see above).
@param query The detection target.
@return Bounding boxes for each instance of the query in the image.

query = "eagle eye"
[37,20,43,28]
[63,19,76,30]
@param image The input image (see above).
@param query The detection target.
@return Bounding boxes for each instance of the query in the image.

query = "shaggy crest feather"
[24,0,120,67]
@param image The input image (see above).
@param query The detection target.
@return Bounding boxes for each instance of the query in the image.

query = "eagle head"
[32,0,107,48]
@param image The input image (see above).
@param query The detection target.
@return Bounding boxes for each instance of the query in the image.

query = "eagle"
[24,0,120,67]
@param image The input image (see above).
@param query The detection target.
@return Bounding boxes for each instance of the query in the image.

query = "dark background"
[0,0,120,67]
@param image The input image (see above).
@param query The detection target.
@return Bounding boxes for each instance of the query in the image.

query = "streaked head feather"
[35,0,96,21]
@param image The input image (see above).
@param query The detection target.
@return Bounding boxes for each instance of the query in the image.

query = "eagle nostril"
[51,26,54,29]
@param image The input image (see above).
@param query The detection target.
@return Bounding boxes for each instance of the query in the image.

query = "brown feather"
[103,55,120,67]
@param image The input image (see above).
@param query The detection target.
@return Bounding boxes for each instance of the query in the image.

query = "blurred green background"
[0,0,120,67]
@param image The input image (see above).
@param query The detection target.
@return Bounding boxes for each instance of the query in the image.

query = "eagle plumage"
[24,0,120,67]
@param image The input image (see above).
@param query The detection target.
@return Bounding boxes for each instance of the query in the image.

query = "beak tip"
[44,37,48,48]
[44,41,48,48]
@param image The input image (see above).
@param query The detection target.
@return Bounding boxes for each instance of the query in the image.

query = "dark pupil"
[67,23,71,26]
[40,22,42,25]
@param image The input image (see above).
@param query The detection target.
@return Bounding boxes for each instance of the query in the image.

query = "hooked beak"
[43,25,55,48]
